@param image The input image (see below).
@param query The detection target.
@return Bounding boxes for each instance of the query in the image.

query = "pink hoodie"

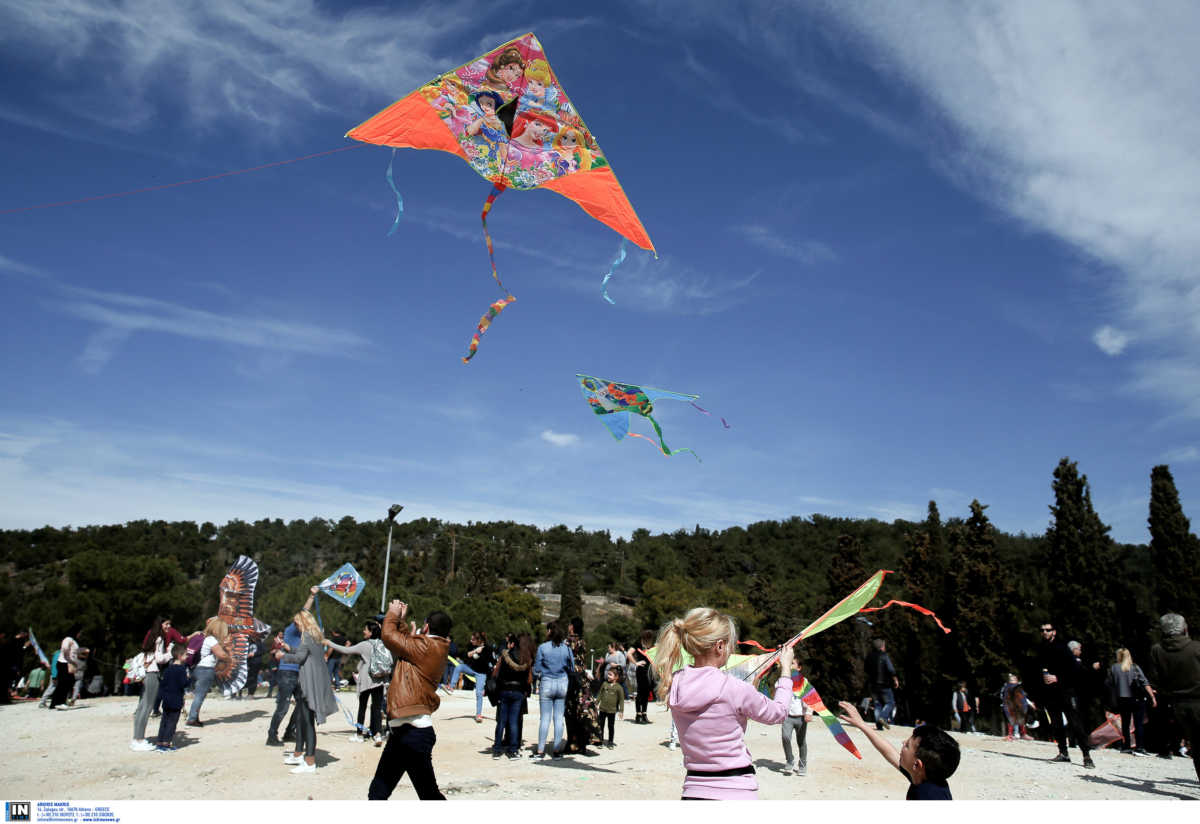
[669,666,792,799]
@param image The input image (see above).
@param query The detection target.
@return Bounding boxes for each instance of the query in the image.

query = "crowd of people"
[3,602,1198,800]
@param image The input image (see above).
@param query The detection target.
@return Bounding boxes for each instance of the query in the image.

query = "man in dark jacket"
[1148,613,1200,779]
[1036,622,1094,768]
[368,599,451,801]
[865,639,899,730]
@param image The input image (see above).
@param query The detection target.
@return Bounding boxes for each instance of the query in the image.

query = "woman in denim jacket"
[532,620,574,758]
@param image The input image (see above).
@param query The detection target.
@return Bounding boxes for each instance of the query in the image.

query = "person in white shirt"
[782,660,814,775]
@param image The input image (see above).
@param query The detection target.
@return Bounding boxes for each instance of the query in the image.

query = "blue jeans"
[268,669,299,739]
[187,666,216,723]
[873,687,895,727]
[447,662,487,716]
[538,675,568,753]
[494,690,523,754]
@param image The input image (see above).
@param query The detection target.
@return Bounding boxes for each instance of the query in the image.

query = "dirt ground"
[2,688,1197,802]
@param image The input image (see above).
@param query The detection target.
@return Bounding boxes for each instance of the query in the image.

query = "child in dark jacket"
[837,701,960,800]
[155,644,191,751]
[596,666,625,747]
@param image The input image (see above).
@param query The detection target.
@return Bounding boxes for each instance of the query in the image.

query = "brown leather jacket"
[381,613,449,719]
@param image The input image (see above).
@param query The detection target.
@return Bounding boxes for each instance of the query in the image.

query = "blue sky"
[2,1,1197,545]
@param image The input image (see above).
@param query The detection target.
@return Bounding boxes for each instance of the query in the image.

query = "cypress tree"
[896,501,950,723]
[559,565,583,628]
[1148,464,1200,621]
[1046,458,1117,657]
[805,534,869,707]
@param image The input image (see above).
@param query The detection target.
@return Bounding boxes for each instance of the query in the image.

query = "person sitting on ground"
[155,643,191,751]
[838,701,960,800]
[653,607,795,800]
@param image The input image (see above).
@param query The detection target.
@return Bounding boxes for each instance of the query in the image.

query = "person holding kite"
[652,607,795,800]
[275,610,338,774]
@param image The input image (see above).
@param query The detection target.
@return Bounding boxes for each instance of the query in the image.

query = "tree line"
[1,458,1195,730]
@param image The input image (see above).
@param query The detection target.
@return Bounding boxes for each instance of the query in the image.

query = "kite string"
[0,145,360,216]
[600,238,627,304]
[385,148,404,236]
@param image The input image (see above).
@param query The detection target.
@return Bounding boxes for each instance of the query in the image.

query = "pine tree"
[1148,464,1200,622]
[945,500,1010,712]
[805,534,869,707]
[559,565,583,629]
[1046,458,1118,657]
[895,501,950,723]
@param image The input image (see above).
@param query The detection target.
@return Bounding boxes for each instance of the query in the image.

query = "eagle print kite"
[214,555,264,696]
[347,33,654,362]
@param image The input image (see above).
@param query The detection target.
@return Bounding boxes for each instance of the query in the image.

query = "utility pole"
[380,504,403,614]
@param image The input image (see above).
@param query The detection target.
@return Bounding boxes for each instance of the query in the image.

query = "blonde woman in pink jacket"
[653,608,794,800]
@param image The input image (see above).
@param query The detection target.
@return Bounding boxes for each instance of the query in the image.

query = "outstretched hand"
[778,645,795,674]
[837,700,867,730]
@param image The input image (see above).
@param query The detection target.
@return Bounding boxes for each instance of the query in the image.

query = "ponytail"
[653,608,737,705]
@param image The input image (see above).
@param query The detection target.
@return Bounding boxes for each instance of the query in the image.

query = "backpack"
[126,653,146,683]
[367,639,393,680]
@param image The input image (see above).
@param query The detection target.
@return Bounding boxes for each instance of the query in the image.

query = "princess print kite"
[347,33,654,362]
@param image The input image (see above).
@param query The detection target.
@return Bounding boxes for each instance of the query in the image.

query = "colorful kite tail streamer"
[463,295,516,362]
[689,401,731,429]
[600,239,627,304]
[385,149,403,236]
[858,599,952,634]
[737,639,778,652]
[642,413,701,461]
[481,183,510,295]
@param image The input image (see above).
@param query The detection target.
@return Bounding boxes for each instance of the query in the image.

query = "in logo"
[4,802,30,822]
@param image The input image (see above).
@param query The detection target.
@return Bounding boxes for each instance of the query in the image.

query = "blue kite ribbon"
[385,148,403,236]
[600,239,627,304]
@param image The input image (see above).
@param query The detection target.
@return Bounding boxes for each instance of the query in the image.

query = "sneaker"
[1082,757,1096,770]
[150,711,161,718]
[1051,753,1071,763]
[530,751,546,759]
[155,745,176,753]
[283,754,304,765]
[475,714,484,723]
[349,734,366,743]
[506,751,520,759]
[783,763,795,775]
[290,762,317,774]
[668,741,677,750]
[795,766,807,777]
[1132,749,1152,757]
[374,737,384,748]
[492,750,502,759]
[129,739,155,752]
[185,719,203,727]
[1157,751,1173,759]
[265,735,282,747]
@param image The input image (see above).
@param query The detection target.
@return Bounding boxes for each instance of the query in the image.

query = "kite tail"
[385,148,403,236]
[641,412,700,461]
[737,639,777,652]
[463,184,514,362]
[801,688,863,759]
[689,401,731,429]
[600,239,627,304]
[858,599,952,634]
[463,295,516,362]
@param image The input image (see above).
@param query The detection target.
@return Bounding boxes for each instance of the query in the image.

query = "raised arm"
[838,701,901,769]
[325,639,368,658]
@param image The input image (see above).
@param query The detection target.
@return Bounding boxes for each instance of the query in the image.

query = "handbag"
[484,674,499,706]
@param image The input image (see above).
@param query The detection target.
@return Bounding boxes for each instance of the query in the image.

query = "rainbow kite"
[796,675,861,759]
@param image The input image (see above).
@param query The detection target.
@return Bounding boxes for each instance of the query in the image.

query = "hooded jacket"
[668,666,791,800]
[1149,634,1200,702]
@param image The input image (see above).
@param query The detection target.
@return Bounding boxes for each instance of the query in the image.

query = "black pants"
[1117,696,1146,749]
[268,669,299,739]
[599,711,616,742]
[357,685,384,737]
[368,724,445,800]
[293,690,316,758]
[1044,692,1090,756]
[50,661,73,708]
[635,670,650,715]
[156,708,181,745]
[1175,700,1200,780]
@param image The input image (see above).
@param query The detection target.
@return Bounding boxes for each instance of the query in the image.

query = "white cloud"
[1163,445,1199,463]
[540,429,580,447]
[44,283,370,371]
[738,224,838,266]
[1093,325,1132,356]
[0,0,476,136]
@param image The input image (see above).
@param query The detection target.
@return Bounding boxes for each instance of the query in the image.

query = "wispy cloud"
[738,224,838,265]
[1163,445,1199,463]
[1093,325,1131,356]
[0,0,477,138]
[49,284,370,372]
[540,429,580,447]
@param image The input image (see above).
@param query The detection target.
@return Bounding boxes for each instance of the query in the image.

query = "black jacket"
[1149,634,1200,702]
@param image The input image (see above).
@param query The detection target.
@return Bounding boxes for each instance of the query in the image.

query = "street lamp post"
[381,504,404,614]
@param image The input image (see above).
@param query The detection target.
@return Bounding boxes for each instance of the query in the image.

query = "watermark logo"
[4,802,30,822]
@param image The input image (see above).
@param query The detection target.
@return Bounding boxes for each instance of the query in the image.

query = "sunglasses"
[1041,628,1054,633]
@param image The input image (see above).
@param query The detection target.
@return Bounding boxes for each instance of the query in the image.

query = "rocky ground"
[2,689,1197,802]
